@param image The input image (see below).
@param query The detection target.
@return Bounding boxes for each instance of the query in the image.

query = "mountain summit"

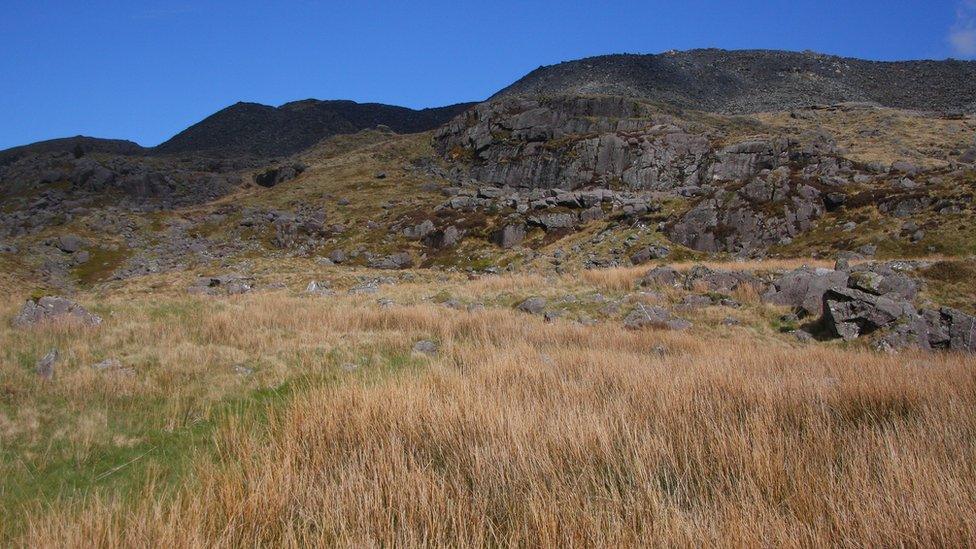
[493,49,976,114]
[153,99,475,158]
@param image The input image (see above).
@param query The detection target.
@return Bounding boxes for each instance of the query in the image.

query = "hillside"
[153,99,476,158]
[3,48,976,546]
[494,49,976,114]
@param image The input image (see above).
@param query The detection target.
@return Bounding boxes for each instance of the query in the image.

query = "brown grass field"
[2,264,976,547]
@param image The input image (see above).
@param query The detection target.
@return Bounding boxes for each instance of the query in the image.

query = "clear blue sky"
[1,0,972,149]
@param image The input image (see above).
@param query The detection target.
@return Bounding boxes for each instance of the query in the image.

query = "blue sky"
[1,0,972,149]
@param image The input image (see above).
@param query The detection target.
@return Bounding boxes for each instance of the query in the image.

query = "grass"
[1,261,974,546]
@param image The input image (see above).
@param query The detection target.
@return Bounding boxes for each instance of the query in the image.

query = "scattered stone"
[304,281,335,296]
[328,249,347,264]
[413,340,438,355]
[36,348,59,380]
[543,311,562,323]
[92,358,123,371]
[12,297,103,328]
[623,304,691,330]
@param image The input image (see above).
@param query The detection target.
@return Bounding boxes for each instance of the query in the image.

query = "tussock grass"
[8,285,976,547]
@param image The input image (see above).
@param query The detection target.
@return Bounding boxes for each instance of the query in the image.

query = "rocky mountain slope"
[494,49,976,114]
[1,49,975,355]
[153,99,475,158]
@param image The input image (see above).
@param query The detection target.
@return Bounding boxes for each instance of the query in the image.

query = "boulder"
[821,288,915,340]
[412,340,438,355]
[528,213,577,231]
[923,307,976,352]
[369,252,413,270]
[764,267,849,316]
[640,265,680,288]
[630,245,671,265]
[491,224,526,249]
[403,219,435,240]
[422,226,460,249]
[517,297,547,315]
[56,234,88,253]
[12,297,103,328]
[254,163,306,188]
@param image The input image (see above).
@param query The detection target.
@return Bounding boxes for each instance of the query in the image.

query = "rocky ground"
[1,93,975,356]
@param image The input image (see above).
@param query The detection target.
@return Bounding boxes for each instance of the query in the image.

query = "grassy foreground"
[2,264,976,547]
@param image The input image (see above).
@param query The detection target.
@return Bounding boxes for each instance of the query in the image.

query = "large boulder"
[923,307,976,352]
[422,226,461,249]
[491,224,526,248]
[764,267,849,316]
[12,297,103,328]
[516,297,547,315]
[821,288,916,340]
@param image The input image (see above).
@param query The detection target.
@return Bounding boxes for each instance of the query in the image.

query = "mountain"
[0,136,145,166]
[493,49,976,114]
[153,99,476,158]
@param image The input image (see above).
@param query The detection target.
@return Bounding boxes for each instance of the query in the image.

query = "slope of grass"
[1,261,974,546]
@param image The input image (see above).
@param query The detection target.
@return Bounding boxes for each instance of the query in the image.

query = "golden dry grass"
[6,278,975,547]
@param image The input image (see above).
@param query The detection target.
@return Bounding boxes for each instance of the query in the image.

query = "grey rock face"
[667,180,824,254]
[434,96,717,192]
[12,297,103,328]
